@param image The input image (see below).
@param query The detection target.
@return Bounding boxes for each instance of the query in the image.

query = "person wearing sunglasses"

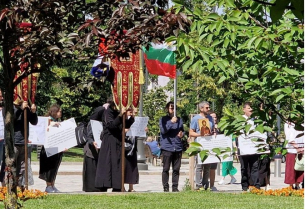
[159,101,184,192]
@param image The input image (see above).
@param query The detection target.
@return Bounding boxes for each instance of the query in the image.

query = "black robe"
[95,107,134,190]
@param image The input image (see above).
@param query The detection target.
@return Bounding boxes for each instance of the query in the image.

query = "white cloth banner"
[197,134,233,164]
[44,118,77,157]
[29,116,49,145]
[238,131,269,155]
[90,120,103,148]
[0,110,4,139]
[126,116,149,137]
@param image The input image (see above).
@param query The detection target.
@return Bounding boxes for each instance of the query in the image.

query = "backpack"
[75,122,88,148]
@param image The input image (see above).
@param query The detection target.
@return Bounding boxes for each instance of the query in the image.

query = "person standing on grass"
[159,101,184,192]
[0,89,5,186]
[39,104,63,193]
[284,121,304,190]
[82,101,110,192]
[14,99,38,191]
[95,102,134,192]
[237,102,261,191]
[189,101,216,191]
[124,108,139,192]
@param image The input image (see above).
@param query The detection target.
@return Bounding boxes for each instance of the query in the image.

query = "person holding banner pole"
[13,99,37,190]
[39,104,63,193]
[95,102,134,192]
[159,101,184,192]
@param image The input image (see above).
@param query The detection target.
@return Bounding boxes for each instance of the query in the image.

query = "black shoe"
[172,188,179,192]
[112,188,122,192]
[294,186,300,190]
[164,188,169,192]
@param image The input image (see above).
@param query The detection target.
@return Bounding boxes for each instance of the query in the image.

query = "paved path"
[28,160,287,193]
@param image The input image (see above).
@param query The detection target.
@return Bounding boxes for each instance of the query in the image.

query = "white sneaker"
[45,186,55,193]
[265,185,271,191]
[218,179,225,185]
[210,186,218,191]
[230,177,237,184]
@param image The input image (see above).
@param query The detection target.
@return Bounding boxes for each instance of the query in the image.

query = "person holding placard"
[13,99,38,190]
[189,101,215,191]
[82,102,109,192]
[95,102,134,192]
[39,104,63,193]
[159,101,184,192]
[237,102,261,191]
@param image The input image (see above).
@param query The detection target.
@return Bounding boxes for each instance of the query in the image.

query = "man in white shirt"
[238,102,261,191]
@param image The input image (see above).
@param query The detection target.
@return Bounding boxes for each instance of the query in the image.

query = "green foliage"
[143,88,167,136]
[173,0,303,141]
[35,59,111,122]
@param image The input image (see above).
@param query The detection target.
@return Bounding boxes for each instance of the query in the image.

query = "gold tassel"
[139,68,144,84]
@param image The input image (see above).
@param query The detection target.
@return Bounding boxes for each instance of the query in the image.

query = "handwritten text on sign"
[29,116,49,145]
[90,120,103,148]
[238,131,269,155]
[197,134,233,164]
[126,117,149,137]
[44,118,77,157]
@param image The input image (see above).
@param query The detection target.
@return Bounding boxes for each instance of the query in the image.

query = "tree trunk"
[2,21,19,209]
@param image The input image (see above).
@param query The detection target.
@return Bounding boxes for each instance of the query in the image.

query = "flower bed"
[0,187,47,201]
[249,186,304,197]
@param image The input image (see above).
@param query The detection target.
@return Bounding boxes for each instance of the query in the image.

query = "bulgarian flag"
[143,42,176,79]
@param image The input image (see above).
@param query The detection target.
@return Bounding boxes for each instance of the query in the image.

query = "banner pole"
[24,108,28,190]
[173,73,177,117]
[121,113,126,192]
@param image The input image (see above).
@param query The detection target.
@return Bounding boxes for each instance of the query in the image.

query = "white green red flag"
[143,42,176,79]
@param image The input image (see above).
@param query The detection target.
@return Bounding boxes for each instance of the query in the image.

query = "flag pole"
[173,72,177,117]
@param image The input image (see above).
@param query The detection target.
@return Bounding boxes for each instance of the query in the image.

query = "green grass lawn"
[31,147,84,162]
[5,191,303,209]
[31,147,189,162]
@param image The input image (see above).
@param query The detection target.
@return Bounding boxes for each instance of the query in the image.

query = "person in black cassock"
[82,102,110,192]
[95,102,134,192]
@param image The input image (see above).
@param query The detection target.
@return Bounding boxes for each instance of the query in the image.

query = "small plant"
[0,186,47,207]
[182,178,191,191]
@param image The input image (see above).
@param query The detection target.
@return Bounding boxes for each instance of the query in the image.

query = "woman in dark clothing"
[124,108,139,192]
[95,103,134,192]
[82,105,108,192]
[39,104,63,193]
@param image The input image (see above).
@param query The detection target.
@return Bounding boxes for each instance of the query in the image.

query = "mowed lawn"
[7,191,304,209]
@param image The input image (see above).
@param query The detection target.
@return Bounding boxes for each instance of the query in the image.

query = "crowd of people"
[0,88,303,193]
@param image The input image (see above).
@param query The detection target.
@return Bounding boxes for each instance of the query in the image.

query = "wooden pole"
[189,137,195,190]
[121,113,126,192]
[24,108,28,190]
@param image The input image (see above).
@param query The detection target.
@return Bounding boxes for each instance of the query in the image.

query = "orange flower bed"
[0,187,47,201]
[249,186,304,197]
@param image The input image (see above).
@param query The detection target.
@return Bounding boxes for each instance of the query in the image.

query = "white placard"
[238,131,269,155]
[197,134,233,164]
[0,111,4,139]
[90,120,103,148]
[126,116,149,137]
[44,118,77,157]
[29,116,49,145]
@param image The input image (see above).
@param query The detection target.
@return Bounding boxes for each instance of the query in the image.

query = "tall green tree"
[170,0,303,160]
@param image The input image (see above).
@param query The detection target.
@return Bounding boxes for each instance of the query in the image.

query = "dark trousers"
[239,154,260,190]
[161,150,182,190]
